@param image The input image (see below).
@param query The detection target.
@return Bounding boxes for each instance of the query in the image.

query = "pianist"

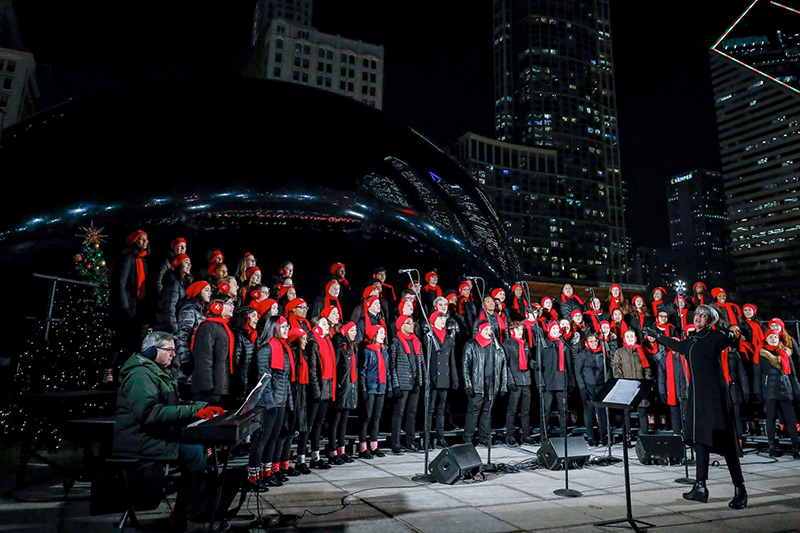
[114,331,225,530]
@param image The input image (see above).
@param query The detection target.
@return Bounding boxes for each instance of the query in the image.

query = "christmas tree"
[0,224,113,448]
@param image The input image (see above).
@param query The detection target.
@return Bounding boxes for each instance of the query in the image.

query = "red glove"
[196,406,225,419]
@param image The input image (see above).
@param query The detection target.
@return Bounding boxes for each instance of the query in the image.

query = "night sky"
[10,1,750,248]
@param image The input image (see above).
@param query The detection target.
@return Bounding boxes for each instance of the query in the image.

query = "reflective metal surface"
[0,77,523,288]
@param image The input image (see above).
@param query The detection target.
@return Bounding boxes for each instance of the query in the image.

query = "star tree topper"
[78,223,107,246]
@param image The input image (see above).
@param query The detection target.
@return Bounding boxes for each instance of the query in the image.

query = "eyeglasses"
[156,346,176,353]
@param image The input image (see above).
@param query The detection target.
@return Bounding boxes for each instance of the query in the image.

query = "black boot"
[793,446,800,459]
[682,480,709,503]
[729,485,747,509]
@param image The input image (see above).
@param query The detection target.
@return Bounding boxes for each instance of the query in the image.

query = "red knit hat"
[186,281,210,299]
[366,295,381,310]
[326,279,340,294]
[425,271,438,284]
[541,297,553,306]
[711,287,726,299]
[208,250,224,263]
[171,237,186,249]
[570,309,583,319]
[398,299,413,315]
[244,252,254,262]
[366,324,384,342]
[743,303,758,315]
[341,321,357,336]
[320,306,337,320]
[396,314,413,331]
[693,281,707,291]
[674,296,686,305]
[245,266,261,280]
[477,322,493,336]
[458,281,471,293]
[171,253,190,269]
[652,286,667,295]
[126,230,147,246]
[445,292,457,302]
[278,286,292,299]
[632,295,644,306]
[285,298,306,314]
[768,318,785,332]
[362,285,379,300]
[287,328,307,343]
[546,321,560,332]
[330,262,345,275]
[599,320,610,328]
[254,298,277,316]
[491,288,505,299]
[429,311,444,326]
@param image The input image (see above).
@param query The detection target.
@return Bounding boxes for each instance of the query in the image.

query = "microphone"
[465,275,481,280]
[584,288,592,292]
[398,269,415,274]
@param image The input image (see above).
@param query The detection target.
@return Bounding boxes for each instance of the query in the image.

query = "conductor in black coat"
[649,304,747,510]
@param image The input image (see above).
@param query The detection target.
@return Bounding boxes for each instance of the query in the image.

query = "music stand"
[592,378,655,533]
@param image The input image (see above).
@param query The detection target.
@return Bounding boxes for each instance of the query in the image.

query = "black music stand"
[592,378,655,533]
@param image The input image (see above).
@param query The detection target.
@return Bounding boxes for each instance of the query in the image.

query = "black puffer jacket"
[175,299,205,379]
[190,320,232,396]
[390,335,424,392]
[307,336,334,402]
[574,347,608,396]
[233,329,256,399]
[332,333,358,410]
[462,338,507,396]
[154,272,189,333]
[556,295,584,320]
[754,348,800,402]
[535,337,571,392]
[255,339,293,410]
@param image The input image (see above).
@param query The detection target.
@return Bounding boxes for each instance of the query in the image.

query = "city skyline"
[7,1,749,250]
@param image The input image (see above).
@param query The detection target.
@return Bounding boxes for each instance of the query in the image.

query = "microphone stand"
[401,269,436,483]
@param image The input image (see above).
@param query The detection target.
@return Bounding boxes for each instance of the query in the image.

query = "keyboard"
[181,407,262,445]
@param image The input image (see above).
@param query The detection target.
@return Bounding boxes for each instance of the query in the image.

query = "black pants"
[463,392,495,442]
[623,406,649,436]
[541,390,567,437]
[249,407,285,468]
[765,399,799,447]
[360,393,385,443]
[173,444,207,522]
[582,397,607,442]
[427,389,449,440]
[309,399,330,453]
[669,403,683,435]
[392,388,420,447]
[505,385,531,438]
[329,408,350,451]
[695,442,744,487]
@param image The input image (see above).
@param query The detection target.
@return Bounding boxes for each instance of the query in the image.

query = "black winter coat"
[534,337,571,392]
[556,295,584,320]
[307,337,334,402]
[574,347,608,397]
[110,248,148,321]
[724,347,750,404]
[390,335,424,391]
[175,299,205,379]
[255,340,293,410]
[657,347,689,405]
[290,345,309,431]
[658,328,738,455]
[332,333,358,410]
[190,320,232,396]
[754,348,800,402]
[462,339,507,396]
[427,331,458,390]
[233,330,256,399]
[503,338,532,388]
[154,272,188,334]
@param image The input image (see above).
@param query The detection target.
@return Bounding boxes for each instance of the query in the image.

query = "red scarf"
[721,348,732,385]
[244,323,258,345]
[364,307,387,334]
[312,328,336,400]
[743,318,765,360]
[191,317,235,373]
[366,344,387,383]
[665,351,687,406]
[585,310,602,333]
[458,296,470,315]
[763,344,792,374]
[561,327,573,341]
[475,330,492,348]
[479,309,506,342]
[380,282,397,302]
[585,342,603,354]
[288,313,311,332]
[561,293,584,306]
[623,339,650,368]
[512,335,528,371]
[609,297,622,314]
[511,296,528,317]
[423,284,442,298]
[611,319,629,338]
[655,322,674,338]
[432,325,446,345]
[397,330,422,356]
[650,300,667,318]
[718,302,742,326]
[677,309,690,337]
[324,293,343,322]
[644,340,658,356]
[269,337,296,381]
[349,345,357,383]
[547,330,566,371]
[135,250,147,300]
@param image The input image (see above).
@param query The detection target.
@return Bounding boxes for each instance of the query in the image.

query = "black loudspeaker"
[429,443,482,484]
[636,434,684,465]
[537,437,590,470]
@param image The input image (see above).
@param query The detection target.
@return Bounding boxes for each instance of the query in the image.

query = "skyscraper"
[666,169,727,285]
[483,0,627,282]
[247,0,384,110]
[710,0,800,314]
[0,0,38,129]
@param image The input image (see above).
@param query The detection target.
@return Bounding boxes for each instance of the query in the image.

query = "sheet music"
[602,378,641,406]
[234,372,269,417]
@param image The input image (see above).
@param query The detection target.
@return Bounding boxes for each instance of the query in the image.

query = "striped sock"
[281,461,290,470]
[248,467,259,484]
[370,441,378,451]
[338,446,346,456]
[270,463,280,474]
[359,441,367,452]
[260,463,271,478]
